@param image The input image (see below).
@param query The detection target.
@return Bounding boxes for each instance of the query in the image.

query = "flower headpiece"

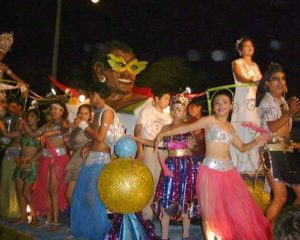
[0,32,13,54]
[170,93,189,110]
[235,37,244,52]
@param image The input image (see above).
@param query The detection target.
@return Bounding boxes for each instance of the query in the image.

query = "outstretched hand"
[254,133,272,145]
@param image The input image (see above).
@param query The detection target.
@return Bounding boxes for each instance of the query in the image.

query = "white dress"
[230,58,262,174]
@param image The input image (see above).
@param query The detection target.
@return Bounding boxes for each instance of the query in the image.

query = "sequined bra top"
[45,123,65,138]
[164,133,190,150]
[205,117,234,145]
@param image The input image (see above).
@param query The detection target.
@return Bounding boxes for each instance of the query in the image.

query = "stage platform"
[0,217,204,240]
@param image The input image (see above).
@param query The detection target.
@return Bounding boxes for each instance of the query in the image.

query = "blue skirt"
[71,162,110,240]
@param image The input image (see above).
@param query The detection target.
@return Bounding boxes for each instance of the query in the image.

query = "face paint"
[107,54,148,75]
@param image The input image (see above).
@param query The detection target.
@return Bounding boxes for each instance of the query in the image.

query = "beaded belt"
[168,148,192,157]
[202,157,234,171]
[264,143,293,152]
[42,147,67,157]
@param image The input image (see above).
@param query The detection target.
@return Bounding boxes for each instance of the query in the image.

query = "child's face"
[171,103,186,120]
[77,106,91,122]
[27,112,39,126]
[213,94,232,116]
[187,104,201,118]
[156,94,170,109]
[50,104,64,119]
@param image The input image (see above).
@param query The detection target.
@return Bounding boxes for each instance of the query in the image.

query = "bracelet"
[78,121,89,131]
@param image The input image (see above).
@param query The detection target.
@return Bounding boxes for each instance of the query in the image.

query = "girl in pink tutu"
[156,90,272,240]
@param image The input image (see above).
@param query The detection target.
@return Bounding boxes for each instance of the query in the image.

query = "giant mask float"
[93,41,153,134]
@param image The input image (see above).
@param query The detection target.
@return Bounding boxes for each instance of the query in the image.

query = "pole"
[51,0,62,81]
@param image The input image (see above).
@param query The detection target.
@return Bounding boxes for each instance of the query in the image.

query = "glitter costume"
[152,133,198,219]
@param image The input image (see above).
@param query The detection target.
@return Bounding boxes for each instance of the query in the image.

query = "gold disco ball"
[98,158,154,214]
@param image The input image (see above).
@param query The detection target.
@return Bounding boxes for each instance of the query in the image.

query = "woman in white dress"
[230,37,262,175]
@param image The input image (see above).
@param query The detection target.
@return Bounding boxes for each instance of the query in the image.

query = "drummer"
[258,63,300,224]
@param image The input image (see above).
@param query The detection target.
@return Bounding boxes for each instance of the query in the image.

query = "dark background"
[1,0,299,96]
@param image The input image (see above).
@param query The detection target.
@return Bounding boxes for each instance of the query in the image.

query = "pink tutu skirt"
[197,157,272,240]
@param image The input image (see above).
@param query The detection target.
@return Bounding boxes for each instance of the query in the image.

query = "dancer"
[0,32,28,97]
[0,99,23,219]
[136,94,198,240]
[64,104,92,204]
[71,83,124,240]
[134,90,172,220]
[156,90,272,240]
[230,36,262,175]
[22,101,70,229]
[12,108,42,224]
[258,63,300,224]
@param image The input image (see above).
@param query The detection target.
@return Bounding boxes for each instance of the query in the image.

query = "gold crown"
[0,32,13,54]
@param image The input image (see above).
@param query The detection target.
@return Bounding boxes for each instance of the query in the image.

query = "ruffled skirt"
[197,158,272,240]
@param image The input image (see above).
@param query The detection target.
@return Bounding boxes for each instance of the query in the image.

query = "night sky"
[1,0,300,96]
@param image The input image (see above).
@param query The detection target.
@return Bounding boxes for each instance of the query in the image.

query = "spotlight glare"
[79,95,86,103]
[51,88,56,95]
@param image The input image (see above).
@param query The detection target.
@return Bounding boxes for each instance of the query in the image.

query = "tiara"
[235,38,243,51]
[0,32,13,54]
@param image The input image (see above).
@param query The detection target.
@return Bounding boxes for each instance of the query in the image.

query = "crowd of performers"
[0,31,300,240]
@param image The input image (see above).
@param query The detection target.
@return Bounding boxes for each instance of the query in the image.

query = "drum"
[261,143,300,186]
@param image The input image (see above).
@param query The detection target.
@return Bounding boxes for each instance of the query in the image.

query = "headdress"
[170,93,189,111]
[0,32,13,54]
[235,37,244,52]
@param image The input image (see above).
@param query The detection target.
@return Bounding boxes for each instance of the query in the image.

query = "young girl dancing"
[22,101,70,230]
[156,90,272,240]
[12,108,42,224]
[136,94,198,240]
[64,104,92,204]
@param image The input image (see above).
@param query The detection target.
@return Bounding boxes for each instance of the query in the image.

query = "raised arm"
[22,120,45,138]
[155,116,209,147]
[0,62,28,98]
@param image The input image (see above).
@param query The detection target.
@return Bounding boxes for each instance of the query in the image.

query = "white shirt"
[137,105,172,140]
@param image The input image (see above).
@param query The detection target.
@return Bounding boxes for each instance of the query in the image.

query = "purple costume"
[152,133,199,219]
